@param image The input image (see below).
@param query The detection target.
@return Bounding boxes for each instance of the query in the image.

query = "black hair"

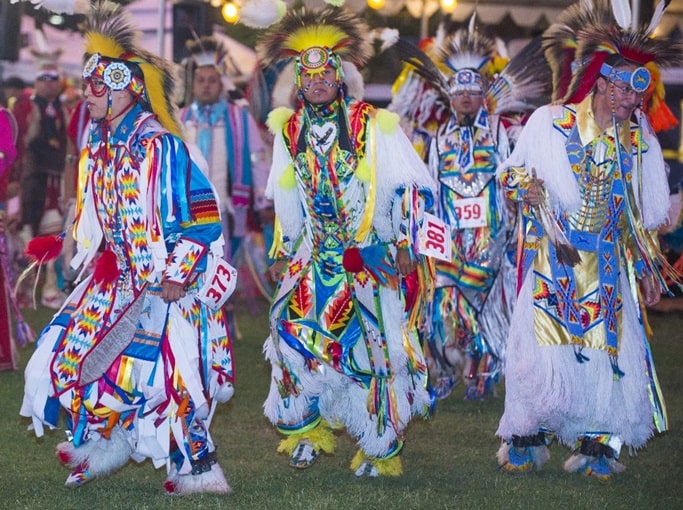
[3,76,26,89]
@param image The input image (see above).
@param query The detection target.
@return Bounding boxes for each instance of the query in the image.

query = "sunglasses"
[36,75,60,82]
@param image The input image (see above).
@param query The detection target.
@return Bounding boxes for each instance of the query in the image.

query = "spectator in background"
[0,94,20,370]
[20,61,69,308]
[179,35,273,326]
[2,76,32,225]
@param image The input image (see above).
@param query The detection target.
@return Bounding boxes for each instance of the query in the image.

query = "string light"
[440,0,457,13]
[367,0,386,10]
[222,1,240,24]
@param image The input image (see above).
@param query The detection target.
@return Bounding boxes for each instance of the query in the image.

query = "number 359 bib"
[453,196,487,229]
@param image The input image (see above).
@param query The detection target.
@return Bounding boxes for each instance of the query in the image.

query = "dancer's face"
[598,64,644,123]
[84,80,133,122]
[450,89,484,118]
[193,66,223,105]
[300,67,339,105]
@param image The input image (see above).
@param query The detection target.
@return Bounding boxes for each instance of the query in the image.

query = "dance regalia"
[180,97,270,258]
[497,99,669,450]
[263,97,435,459]
[21,105,234,476]
[424,106,513,399]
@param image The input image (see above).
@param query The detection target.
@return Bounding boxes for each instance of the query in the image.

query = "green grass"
[2,301,682,510]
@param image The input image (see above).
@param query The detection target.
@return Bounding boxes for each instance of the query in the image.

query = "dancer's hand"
[161,280,186,303]
[396,247,416,276]
[268,260,286,282]
[639,274,661,307]
[525,173,545,207]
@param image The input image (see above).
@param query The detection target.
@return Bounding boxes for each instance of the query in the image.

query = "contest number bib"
[454,196,487,229]
[197,257,238,310]
[419,212,452,262]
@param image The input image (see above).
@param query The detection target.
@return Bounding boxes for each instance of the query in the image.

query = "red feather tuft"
[620,47,655,66]
[25,235,64,263]
[565,51,610,104]
[342,247,364,273]
[93,249,120,286]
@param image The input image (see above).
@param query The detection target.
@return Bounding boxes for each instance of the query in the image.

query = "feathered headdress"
[257,6,372,82]
[544,0,683,130]
[436,14,497,86]
[391,15,551,117]
[186,36,229,71]
[82,0,181,136]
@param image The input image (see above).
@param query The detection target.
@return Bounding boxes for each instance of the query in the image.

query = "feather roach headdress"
[544,0,683,130]
[392,14,551,118]
[256,6,372,89]
[82,0,181,136]
[186,36,229,71]
[436,15,497,87]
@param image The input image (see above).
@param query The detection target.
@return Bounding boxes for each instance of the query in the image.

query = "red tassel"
[403,271,418,312]
[93,249,120,286]
[342,247,364,273]
[25,235,64,263]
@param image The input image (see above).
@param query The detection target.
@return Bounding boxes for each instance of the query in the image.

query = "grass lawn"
[1,299,682,510]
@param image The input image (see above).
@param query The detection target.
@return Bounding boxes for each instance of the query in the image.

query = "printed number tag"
[197,257,237,310]
[454,196,487,228]
[419,212,452,262]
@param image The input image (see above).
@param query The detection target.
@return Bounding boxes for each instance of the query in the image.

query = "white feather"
[646,0,667,36]
[342,61,365,100]
[435,22,446,48]
[468,11,477,35]
[239,0,286,29]
[611,0,632,30]
[377,28,399,52]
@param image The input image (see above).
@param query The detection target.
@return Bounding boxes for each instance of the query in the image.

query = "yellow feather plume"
[266,107,295,134]
[375,109,399,134]
[137,61,182,137]
[278,164,297,189]
[84,32,124,60]
[276,420,337,455]
[284,25,348,54]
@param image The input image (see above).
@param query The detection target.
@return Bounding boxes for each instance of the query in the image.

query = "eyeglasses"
[36,75,60,82]
[452,90,483,98]
[82,78,108,97]
[609,81,645,99]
